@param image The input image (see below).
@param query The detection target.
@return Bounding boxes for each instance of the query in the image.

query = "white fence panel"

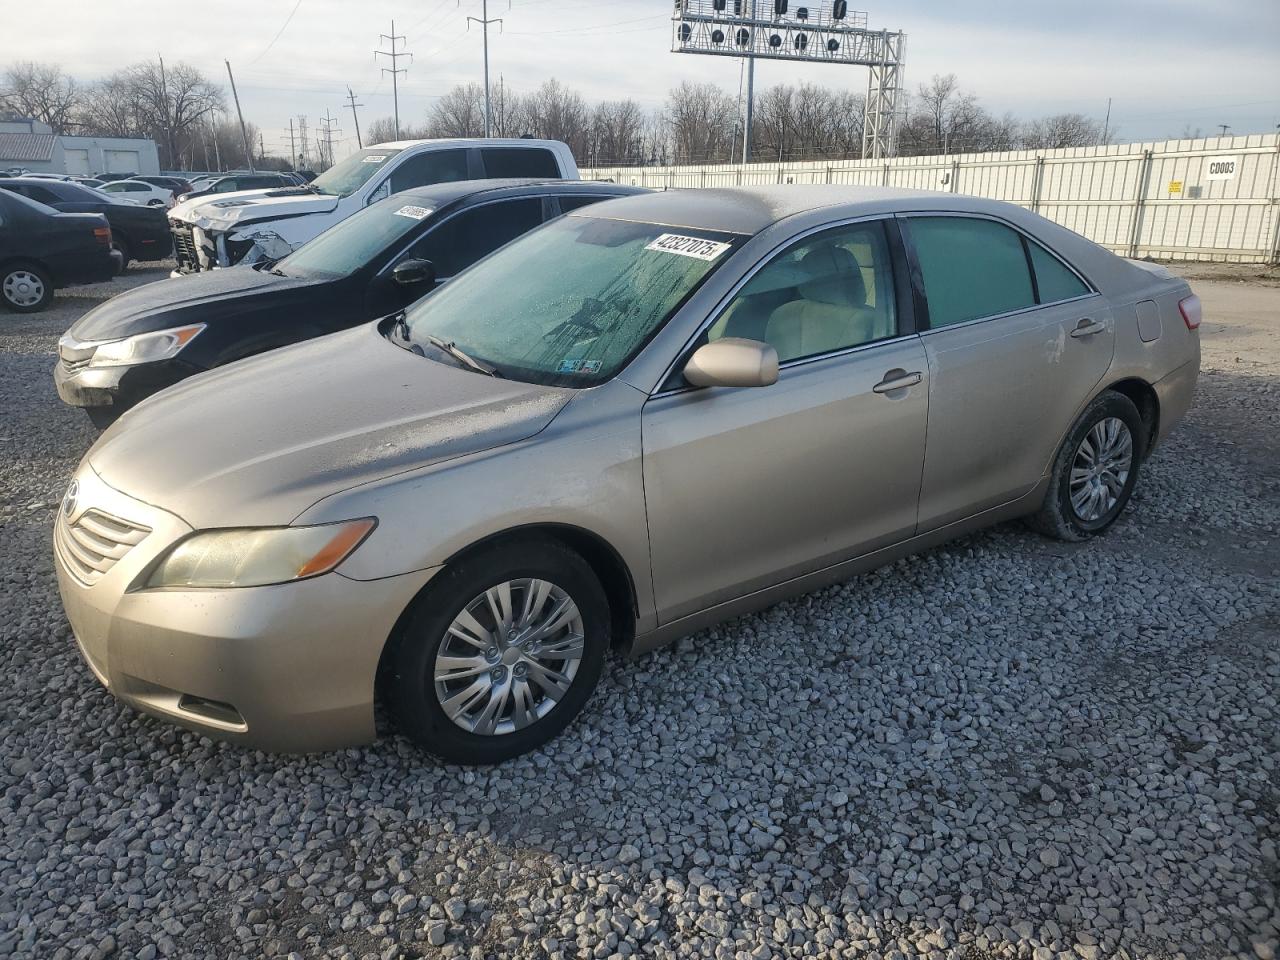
[583,133,1280,263]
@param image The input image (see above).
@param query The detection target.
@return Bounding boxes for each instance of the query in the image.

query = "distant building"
[0,118,160,177]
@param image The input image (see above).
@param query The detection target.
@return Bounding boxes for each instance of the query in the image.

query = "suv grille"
[55,509,151,585]
[171,221,200,273]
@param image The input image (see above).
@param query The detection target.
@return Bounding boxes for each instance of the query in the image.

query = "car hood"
[87,324,574,529]
[171,189,339,232]
[68,266,322,341]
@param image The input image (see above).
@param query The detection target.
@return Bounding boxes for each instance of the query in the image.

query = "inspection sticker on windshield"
[644,233,731,261]
[362,154,389,163]
[393,205,432,220]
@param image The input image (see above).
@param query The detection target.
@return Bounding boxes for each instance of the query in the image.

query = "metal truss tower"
[671,0,906,160]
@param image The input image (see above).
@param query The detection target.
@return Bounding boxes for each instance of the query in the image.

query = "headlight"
[88,324,205,368]
[145,519,376,589]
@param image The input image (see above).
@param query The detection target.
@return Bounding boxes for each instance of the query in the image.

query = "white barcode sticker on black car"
[393,205,432,220]
[644,234,732,261]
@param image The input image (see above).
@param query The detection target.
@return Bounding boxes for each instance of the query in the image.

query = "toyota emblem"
[62,479,79,520]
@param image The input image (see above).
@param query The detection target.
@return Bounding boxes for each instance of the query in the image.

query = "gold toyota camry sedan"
[54,186,1201,762]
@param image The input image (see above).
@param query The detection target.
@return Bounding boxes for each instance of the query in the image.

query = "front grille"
[58,339,97,374]
[55,509,151,585]
[61,357,90,374]
[170,221,200,272]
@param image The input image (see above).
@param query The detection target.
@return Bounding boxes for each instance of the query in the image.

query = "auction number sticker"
[644,233,732,261]
[1205,155,1239,181]
[393,205,432,220]
[362,154,389,163]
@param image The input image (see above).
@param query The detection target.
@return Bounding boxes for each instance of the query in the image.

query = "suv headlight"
[145,519,377,589]
[88,324,205,368]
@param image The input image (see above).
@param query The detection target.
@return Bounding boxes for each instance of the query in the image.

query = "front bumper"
[53,355,199,412]
[53,466,439,752]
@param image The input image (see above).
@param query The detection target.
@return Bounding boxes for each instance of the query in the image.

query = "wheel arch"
[372,523,640,730]
[1100,377,1159,458]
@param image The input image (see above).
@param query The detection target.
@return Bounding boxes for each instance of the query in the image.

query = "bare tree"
[590,99,646,166]
[517,79,590,157]
[666,81,735,164]
[366,115,427,145]
[428,83,486,138]
[0,62,82,133]
[1021,113,1107,150]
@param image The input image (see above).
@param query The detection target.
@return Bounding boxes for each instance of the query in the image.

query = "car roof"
[365,137,567,150]
[391,178,647,207]
[570,184,1022,235]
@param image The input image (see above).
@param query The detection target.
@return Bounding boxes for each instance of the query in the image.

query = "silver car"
[54,186,1201,762]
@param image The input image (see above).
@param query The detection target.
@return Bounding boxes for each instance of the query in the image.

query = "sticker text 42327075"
[643,234,732,261]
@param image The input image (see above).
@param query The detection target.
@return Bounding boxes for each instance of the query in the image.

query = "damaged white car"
[166,138,579,274]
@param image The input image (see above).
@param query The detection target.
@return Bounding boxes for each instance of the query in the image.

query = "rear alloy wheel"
[389,538,609,763]
[1027,390,1145,542]
[1,264,53,313]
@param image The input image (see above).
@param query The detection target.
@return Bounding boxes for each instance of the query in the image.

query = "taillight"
[1178,294,1201,330]
[93,225,111,246]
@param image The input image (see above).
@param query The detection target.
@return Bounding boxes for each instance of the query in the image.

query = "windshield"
[403,215,741,387]
[276,198,432,279]
[309,148,403,197]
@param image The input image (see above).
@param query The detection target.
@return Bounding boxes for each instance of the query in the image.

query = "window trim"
[895,211,1099,335]
[377,193,547,282]
[367,146,481,201]
[651,213,918,398]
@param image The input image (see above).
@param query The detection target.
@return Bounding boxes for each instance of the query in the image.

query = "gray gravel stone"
[0,266,1276,960]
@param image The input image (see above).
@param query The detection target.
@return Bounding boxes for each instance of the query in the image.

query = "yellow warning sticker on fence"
[1168,180,1183,195]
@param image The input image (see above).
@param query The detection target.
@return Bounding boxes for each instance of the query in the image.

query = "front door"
[641,220,929,624]
[901,215,1116,531]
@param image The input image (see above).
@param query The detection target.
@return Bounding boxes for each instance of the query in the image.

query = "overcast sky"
[11,0,1280,160]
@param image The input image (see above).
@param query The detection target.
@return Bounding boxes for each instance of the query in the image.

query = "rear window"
[481,147,561,179]
[907,217,1036,328]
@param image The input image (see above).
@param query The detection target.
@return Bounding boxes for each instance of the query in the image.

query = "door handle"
[1070,319,1106,338]
[873,370,923,394]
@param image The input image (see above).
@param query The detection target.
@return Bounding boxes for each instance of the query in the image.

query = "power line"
[374,20,413,139]
[252,0,305,64]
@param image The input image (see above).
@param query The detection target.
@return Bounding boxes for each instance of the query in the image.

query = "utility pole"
[319,110,340,168]
[742,0,754,164]
[225,60,256,172]
[374,21,412,140]
[157,55,175,170]
[1102,97,1112,144]
[1217,123,1230,137]
[466,0,505,138]
[346,86,364,148]
[259,131,266,164]
[287,118,296,171]
[297,115,310,169]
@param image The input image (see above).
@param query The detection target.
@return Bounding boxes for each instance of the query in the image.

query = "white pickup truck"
[167,138,580,274]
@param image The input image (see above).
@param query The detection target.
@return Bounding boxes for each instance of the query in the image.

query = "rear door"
[901,214,1113,531]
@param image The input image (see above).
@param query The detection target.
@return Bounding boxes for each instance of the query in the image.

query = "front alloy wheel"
[389,538,609,763]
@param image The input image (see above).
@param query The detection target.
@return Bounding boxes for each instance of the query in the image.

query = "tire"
[1027,390,1146,542]
[146,199,164,207]
[388,537,610,764]
[1,262,54,313]
[112,236,132,272]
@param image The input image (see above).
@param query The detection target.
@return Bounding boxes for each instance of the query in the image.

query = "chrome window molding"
[915,291,1103,338]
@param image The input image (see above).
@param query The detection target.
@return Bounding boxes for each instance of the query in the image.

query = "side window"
[708,220,897,364]
[1027,240,1090,304]
[409,199,544,277]
[557,195,609,214]
[388,149,469,193]
[907,217,1035,328]
[214,180,238,193]
[27,185,60,205]
[481,147,561,179]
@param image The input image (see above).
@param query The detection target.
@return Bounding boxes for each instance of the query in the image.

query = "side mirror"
[392,258,436,287]
[366,182,391,205]
[683,337,778,389]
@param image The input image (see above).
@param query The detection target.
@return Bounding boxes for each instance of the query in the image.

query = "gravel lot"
[1,262,1277,960]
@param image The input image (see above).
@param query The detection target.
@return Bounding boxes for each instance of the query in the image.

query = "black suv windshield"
[309,148,403,197]
[275,198,432,279]
[403,215,741,387]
